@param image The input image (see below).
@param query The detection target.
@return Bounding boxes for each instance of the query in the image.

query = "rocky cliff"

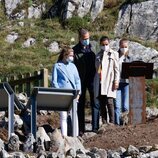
[2,0,104,21]
[115,0,158,42]
[2,0,158,41]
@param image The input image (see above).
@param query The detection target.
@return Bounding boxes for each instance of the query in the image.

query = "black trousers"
[98,95,114,124]
[77,81,95,134]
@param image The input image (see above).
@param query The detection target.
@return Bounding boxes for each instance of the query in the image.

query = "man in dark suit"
[73,29,97,135]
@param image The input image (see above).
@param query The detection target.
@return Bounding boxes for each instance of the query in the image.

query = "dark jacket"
[73,42,96,84]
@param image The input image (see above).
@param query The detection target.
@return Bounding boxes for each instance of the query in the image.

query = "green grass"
[0,0,158,78]
[146,78,158,108]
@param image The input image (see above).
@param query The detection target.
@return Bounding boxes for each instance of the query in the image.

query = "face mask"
[101,45,110,52]
[120,48,128,54]
[81,39,90,46]
[66,56,74,63]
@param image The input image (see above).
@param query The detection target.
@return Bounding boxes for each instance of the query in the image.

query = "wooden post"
[18,74,24,93]
[10,75,16,92]
[129,77,146,124]
[26,73,31,97]
[41,68,48,87]
[34,71,40,87]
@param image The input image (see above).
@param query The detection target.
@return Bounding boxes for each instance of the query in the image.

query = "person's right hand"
[75,94,80,102]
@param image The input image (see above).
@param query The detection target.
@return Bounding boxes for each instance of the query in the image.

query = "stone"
[82,132,97,140]
[0,149,12,158]
[115,0,158,41]
[0,139,4,149]
[5,32,18,44]
[64,136,86,154]
[8,133,20,151]
[23,133,35,152]
[28,3,46,19]
[47,152,58,158]
[108,150,121,158]
[11,10,26,19]
[76,154,90,158]
[11,152,26,158]
[0,111,5,118]
[96,149,107,158]
[4,0,22,17]
[91,0,104,21]
[127,145,139,156]
[146,107,158,119]
[66,148,76,157]
[36,137,45,153]
[49,128,65,152]
[77,0,93,17]
[14,114,23,129]
[22,38,36,48]
[18,21,24,27]
[149,150,158,157]
[48,0,104,21]
[117,146,126,155]
[152,144,158,150]
[36,127,51,151]
[37,150,47,158]
[47,41,60,53]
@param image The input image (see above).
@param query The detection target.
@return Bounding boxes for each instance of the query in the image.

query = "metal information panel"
[30,87,78,138]
[0,82,25,111]
[0,82,24,139]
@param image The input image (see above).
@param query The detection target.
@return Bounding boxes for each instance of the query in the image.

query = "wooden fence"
[0,68,48,97]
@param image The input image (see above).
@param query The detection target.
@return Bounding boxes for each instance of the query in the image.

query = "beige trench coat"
[93,49,120,100]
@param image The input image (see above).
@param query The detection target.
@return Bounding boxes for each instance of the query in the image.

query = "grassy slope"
[0,0,157,77]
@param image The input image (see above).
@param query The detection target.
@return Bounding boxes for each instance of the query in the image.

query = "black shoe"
[79,131,84,136]
[92,129,98,133]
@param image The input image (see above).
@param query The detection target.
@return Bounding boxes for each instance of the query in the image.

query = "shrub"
[105,0,124,8]
[63,16,91,31]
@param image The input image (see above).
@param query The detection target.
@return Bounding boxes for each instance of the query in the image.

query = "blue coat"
[51,61,81,92]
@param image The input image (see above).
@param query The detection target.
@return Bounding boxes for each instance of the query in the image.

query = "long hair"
[57,47,73,62]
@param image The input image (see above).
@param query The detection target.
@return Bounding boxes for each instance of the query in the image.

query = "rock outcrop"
[3,0,104,20]
[48,0,104,20]
[4,0,46,19]
[115,0,158,41]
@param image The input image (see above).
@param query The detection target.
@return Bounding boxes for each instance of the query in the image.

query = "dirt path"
[84,118,158,150]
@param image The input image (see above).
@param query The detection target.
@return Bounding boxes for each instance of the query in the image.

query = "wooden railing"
[0,68,48,97]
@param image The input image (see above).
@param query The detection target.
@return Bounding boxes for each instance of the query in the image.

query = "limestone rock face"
[4,0,46,19]
[28,3,46,19]
[48,0,104,20]
[115,0,158,41]
[4,0,23,17]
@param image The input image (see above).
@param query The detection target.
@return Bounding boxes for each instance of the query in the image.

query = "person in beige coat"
[94,36,120,126]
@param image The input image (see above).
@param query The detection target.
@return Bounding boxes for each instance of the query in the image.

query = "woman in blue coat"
[51,47,81,136]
